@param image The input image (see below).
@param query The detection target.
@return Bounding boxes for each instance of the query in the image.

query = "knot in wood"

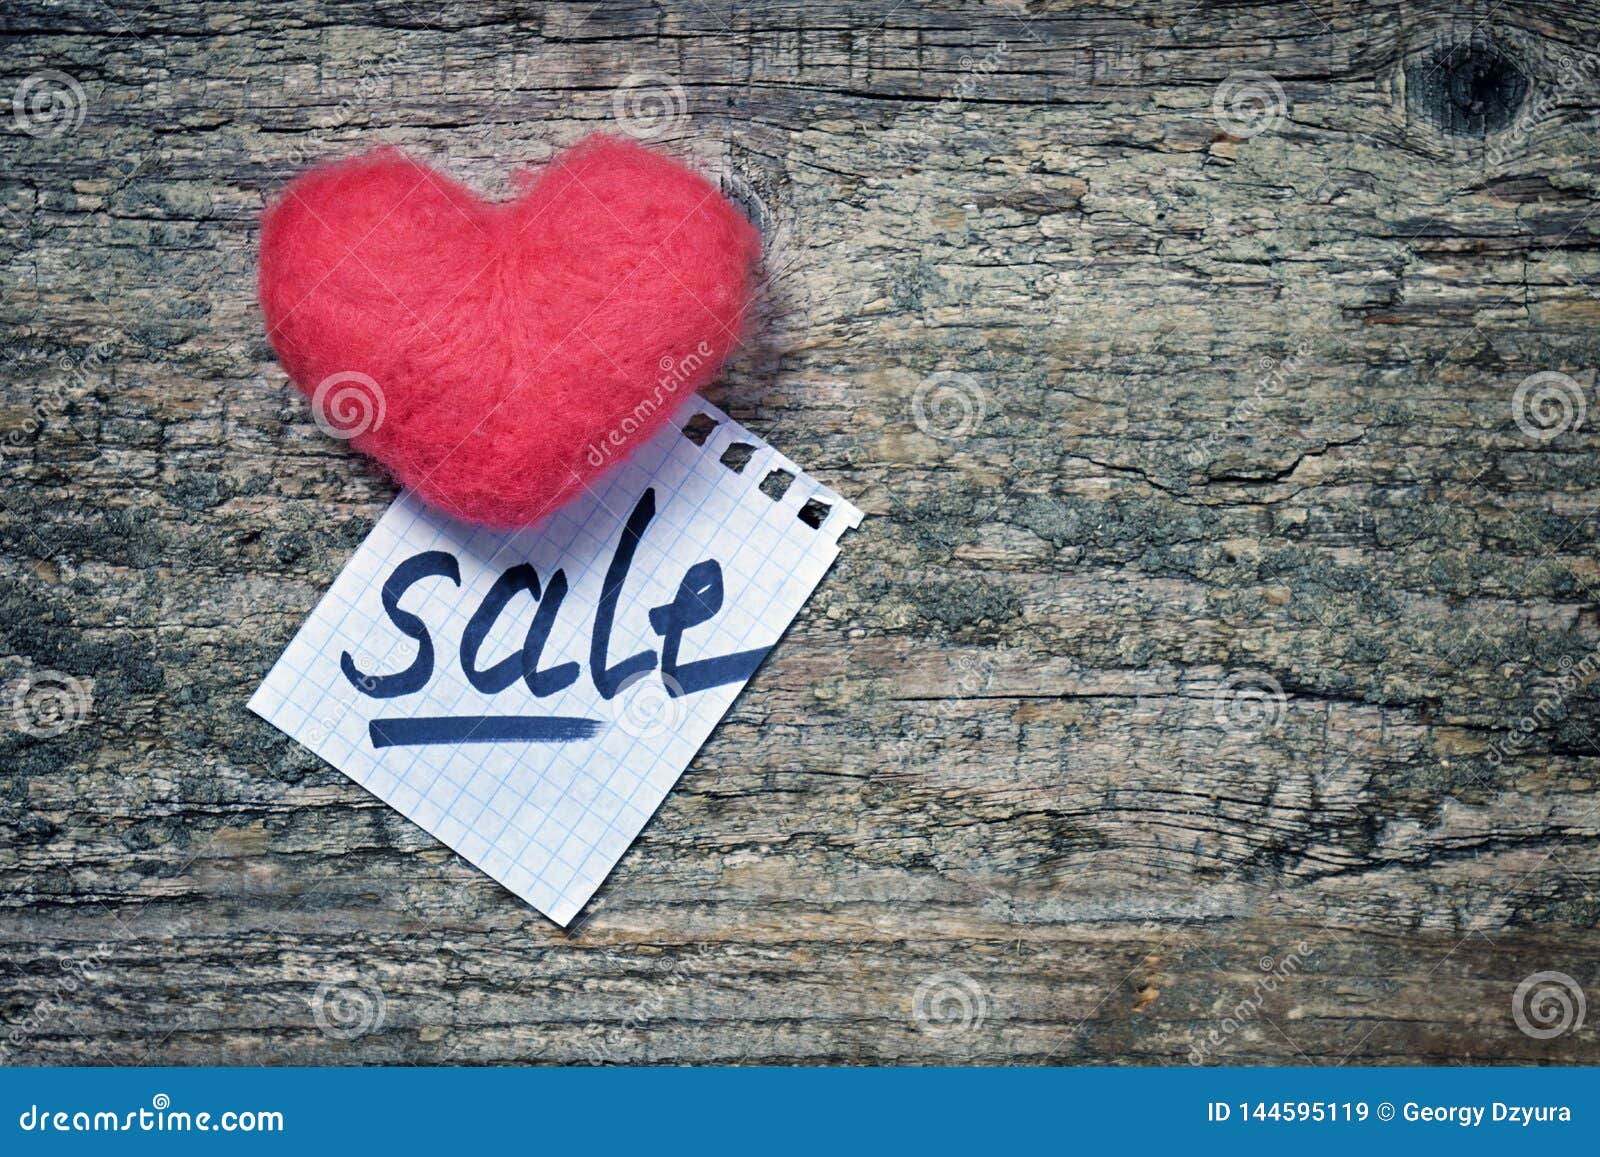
[1407,37,1529,136]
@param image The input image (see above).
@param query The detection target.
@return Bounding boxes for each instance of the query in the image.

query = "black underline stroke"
[368,715,604,748]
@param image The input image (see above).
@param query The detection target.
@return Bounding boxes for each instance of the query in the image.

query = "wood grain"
[3,0,1600,1064]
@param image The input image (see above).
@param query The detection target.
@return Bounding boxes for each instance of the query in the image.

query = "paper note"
[250,399,861,926]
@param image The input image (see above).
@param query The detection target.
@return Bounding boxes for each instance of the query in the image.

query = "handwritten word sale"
[341,488,768,748]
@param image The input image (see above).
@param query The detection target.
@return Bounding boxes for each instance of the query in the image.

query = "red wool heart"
[258,135,760,528]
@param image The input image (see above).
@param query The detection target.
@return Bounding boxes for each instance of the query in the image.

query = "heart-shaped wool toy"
[258,135,760,527]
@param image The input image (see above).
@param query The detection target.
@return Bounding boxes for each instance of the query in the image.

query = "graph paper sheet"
[250,399,861,925]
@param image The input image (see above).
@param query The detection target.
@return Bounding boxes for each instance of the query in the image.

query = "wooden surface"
[4,0,1600,1064]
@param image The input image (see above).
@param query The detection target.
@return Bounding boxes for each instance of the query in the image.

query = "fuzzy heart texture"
[259,135,760,527]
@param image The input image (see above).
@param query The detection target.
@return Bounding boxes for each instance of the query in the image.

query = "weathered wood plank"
[3,0,1600,1064]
